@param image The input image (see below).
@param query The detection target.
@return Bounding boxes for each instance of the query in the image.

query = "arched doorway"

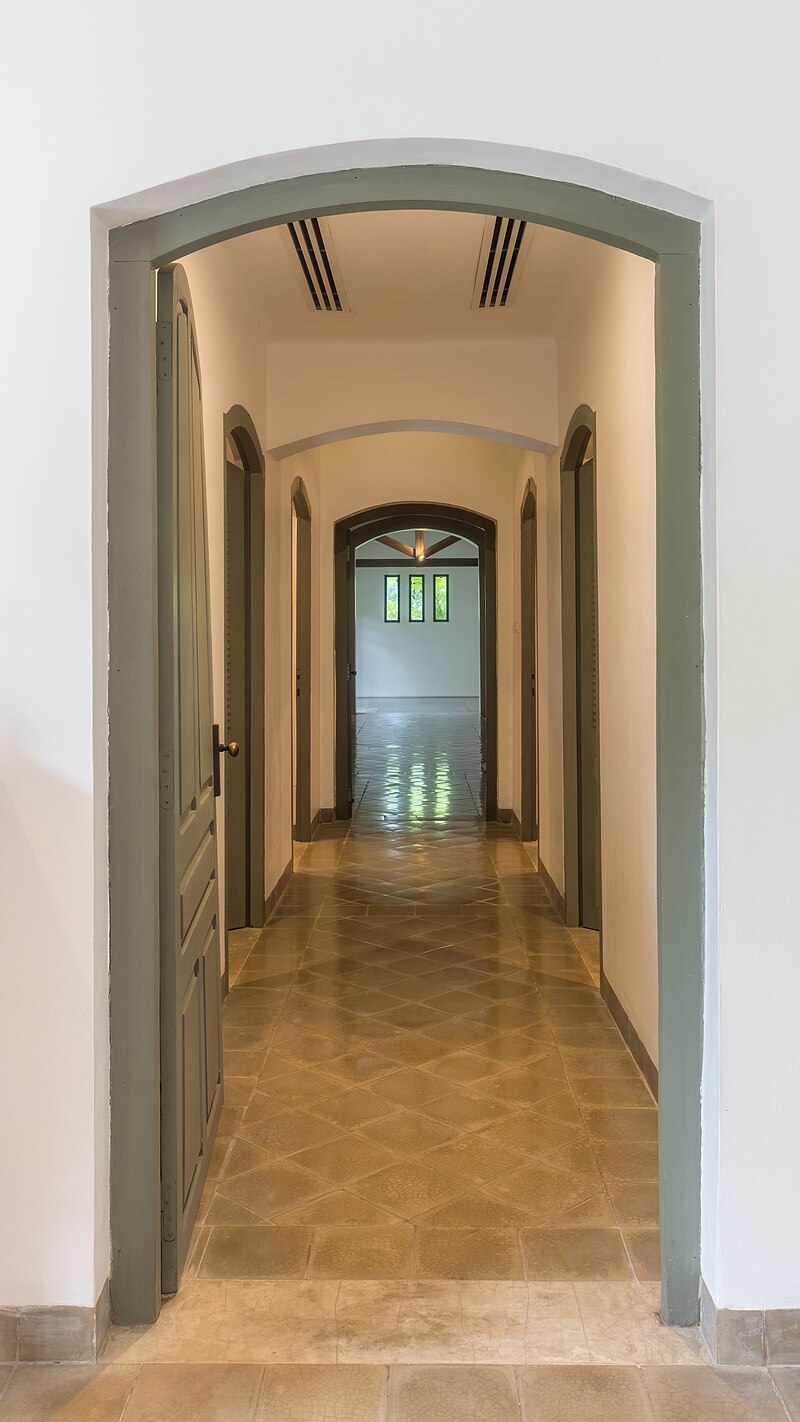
[106,156,703,1327]
[291,478,312,843]
[223,406,265,967]
[561,407,601,931]
[333,502,497,821]
[519,479,538,843]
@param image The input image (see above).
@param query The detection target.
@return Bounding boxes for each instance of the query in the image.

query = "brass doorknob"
[221,739,240,758]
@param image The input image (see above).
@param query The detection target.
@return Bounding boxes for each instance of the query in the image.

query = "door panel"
[225,463,248,930]
[346,534,356,812]
[577,459,601,930]
[157,264,223,1294]
[520,490,538,842]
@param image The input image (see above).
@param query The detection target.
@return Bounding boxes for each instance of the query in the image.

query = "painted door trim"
[291,477,312,842]
[223,405,266,953]
[107,162,703,1328]
[560,407,600,929]
[520,479,538,842]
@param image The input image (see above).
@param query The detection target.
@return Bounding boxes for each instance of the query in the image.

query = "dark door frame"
[106,161,703,1328]
[223,406,265,979]
[561,406,602,931]
[291,477,312,842]
[334,502,496,820]
[520,479,538,841]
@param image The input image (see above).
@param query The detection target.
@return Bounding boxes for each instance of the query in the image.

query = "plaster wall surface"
[556,240,658,1069]
[266,337,558,455]
[355,562,480,699]
[2,0,799,1311]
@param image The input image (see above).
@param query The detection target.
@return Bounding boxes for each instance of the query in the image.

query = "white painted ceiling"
[205,209,602,341]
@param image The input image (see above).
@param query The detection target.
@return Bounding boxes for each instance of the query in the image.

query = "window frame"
[408,572,426,622]
[384,572,400,623]
[433,572,450,623]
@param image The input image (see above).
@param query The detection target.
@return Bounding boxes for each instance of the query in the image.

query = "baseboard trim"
[538,855,566,920]
[263,856,293,921]
[0,1279,111,1363]
[600,969,659,1101]
[700,1278,800,1365]
[496,806,514,824]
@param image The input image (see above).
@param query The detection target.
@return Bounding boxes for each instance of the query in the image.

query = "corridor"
[6,712,796,1415]
[198,702,659,1288]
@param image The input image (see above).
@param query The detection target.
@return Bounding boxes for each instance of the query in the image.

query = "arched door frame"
[107,160,703,1329]
[334,501,496,821]
[561,405,600,930]
[223,406,266,968]
[291,477,312,842]
[519,479,538,842]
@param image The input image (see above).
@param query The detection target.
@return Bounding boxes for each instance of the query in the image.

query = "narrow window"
[384,573,400,622]
[433,573,450,622]
[409,573,425,622]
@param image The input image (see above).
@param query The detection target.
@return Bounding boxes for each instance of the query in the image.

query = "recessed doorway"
[561,411,601,931]
[292,478,312,844]
[223,407,266,965]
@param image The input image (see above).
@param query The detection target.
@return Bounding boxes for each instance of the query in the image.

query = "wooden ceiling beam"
[376,534,415,558]
[424,534,460,559]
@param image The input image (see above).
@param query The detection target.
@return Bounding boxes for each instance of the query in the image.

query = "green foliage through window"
[433,573,450,622]
[409,573,425,622]
[384,574,400,622]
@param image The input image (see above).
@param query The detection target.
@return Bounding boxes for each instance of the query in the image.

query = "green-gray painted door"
[225,462,248,929]
[576,458,601,930]
[157,264,223,1294]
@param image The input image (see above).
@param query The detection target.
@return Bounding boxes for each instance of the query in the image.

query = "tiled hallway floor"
[4,704,797,1416]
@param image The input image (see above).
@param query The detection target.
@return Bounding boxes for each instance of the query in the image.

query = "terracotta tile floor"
[6,703,796,1416]
[198,701,658,1287]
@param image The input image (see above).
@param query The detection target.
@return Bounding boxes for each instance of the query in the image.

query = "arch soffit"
[291,476,311,519]
[224,404,265,474]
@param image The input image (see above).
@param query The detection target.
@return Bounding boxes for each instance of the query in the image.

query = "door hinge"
[159,750,174,810]
[157,321,172,381]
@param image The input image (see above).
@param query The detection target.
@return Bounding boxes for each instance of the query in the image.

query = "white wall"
[552,239,659,1070]
[4,0,800,1314]
[356,563,480,698]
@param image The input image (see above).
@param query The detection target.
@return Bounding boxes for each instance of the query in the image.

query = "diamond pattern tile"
[194,701,658,1279]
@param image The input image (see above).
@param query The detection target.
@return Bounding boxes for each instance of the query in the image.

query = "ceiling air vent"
[471,216,533,309]
[283,217,351,313]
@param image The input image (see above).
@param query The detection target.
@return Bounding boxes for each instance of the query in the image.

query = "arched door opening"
[223,407,266,982]
[291,478,312,843]
[334,502,497,822]
[350,522,483,823]
[561,410,601,931]
[106,158,703,1330]
[519,480,538,843]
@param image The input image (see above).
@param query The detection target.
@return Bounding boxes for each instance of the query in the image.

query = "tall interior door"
[157,264,223,1293]
[225,459,248,929]
[520,489,538,841]
[292,491,312,841]
[576,458,601,929]
[346,534,357,811]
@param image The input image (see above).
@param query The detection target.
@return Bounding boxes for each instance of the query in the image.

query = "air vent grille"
[284,217,350,313]
[471,216,533,309]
